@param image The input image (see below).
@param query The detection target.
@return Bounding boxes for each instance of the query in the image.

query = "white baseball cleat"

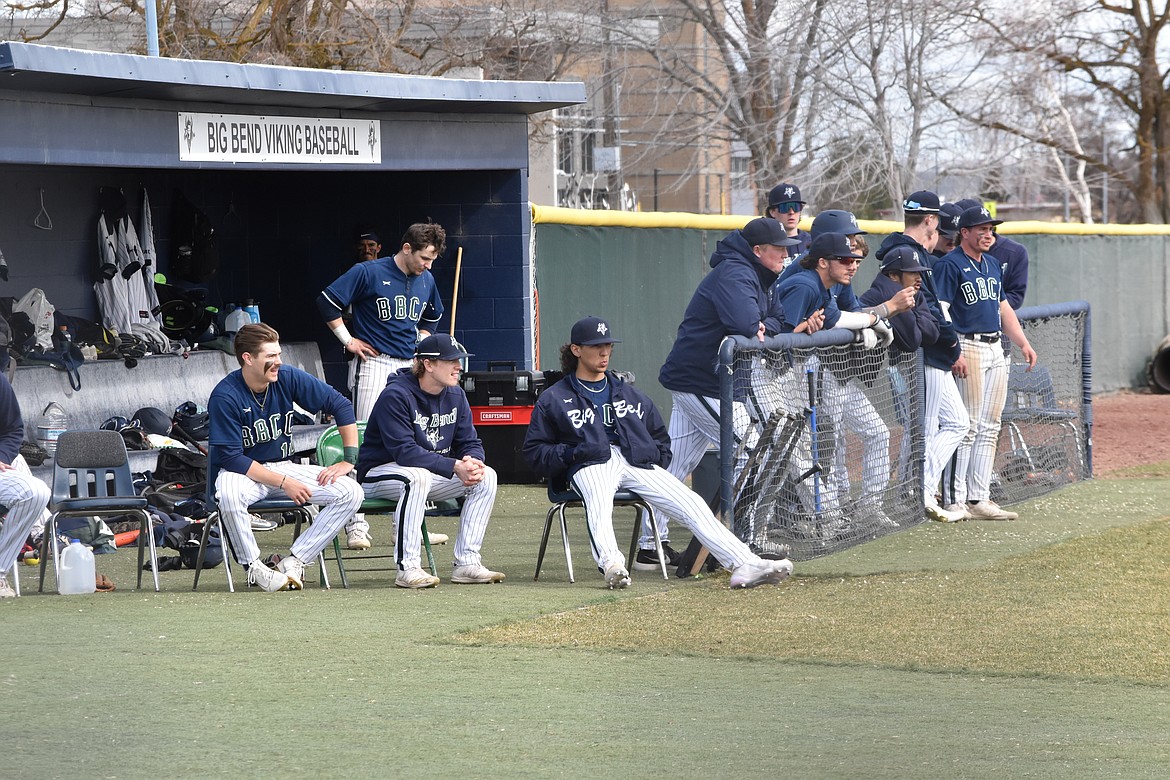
[247,560,290,592]
[603,561,631,590]
[966,500,1019,521]
[926,497,967,523]
[396,567,441,589]
[277,555,305,590]
[729,558,792,588]
[427,531,449,545]
[943,503,973,521]
[451,563,506,584]
[346,528,372,550]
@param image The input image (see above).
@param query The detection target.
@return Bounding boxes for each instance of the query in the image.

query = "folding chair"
[315,423,436,585]
[37,429,160,592]
[1001,364,1084,472]
[536,481,669,583]
[191,467,332,592]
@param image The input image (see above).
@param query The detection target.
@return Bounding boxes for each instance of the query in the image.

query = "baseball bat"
[449,246,464,336]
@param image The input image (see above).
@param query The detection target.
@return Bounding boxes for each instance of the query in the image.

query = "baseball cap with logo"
[808,232,864,262]
[810,209,866,239]
[958,206,1003,229]
[767,183,806,207]
[415,333,473,360]
[938,202,963,237]
[880,245,931,274]
[571,316,621,346]
[742,217,802,248]
[902,190,940,215]
[357,230,381,244]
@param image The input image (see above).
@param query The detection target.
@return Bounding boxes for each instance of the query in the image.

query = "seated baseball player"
[0,372,51,598]
[522,316,794,590]
[356,334,504,589]
[208,323,365,593]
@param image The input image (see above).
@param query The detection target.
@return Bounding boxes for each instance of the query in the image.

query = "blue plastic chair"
[536,480,668,583]
[38,429,160,592]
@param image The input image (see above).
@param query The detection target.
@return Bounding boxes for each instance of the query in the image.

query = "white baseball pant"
[944,339,1008,504]
[574,446,757,571]
[819,373,890,504]
[0,455,51,572]
[362,463,496,571]
[350,354,414,422]
[923,364,969,502]
[215,462,364,566]
[649,391,754,548]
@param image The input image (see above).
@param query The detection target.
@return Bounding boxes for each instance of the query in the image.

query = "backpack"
[154,448,207,484]
[170,191,219,283]
[55,311,121,360]
[22,340,85,390]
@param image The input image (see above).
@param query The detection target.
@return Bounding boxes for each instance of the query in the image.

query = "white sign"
[177,112,381,164]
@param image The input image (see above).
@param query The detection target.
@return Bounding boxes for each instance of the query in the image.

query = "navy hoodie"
[659,229,780,398]
[356,368,484,481]
[0,373,25,465]
[875,232,960,371]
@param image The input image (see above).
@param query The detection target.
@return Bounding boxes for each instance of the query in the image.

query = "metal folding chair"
[38,429,159,592]
[536,481,668,582]
[315,423,436,586]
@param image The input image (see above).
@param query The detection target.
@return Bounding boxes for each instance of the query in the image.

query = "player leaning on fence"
[523,316,793,590]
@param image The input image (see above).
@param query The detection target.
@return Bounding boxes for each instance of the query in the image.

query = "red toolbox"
[461,363,546,484]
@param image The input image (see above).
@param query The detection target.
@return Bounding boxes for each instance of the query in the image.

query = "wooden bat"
[450,246,464,336]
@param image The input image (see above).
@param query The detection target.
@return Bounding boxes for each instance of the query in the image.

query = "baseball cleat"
[427,531,449,545]
[943,503,973,521]
[247,560,290,592]
[451,563,506,584]
[966,500,1019,521]
[395,567,441,589]
[603,561,631,590]
[0,574,14,598]
[729,558,792,588]
[346,528,372,550]
[925,497,967,523]
[277,555,305,590]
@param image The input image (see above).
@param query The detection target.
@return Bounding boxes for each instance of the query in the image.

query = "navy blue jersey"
[774,259,857,329]
[932,248,1005,334]
[990,234,1029,309]
[319,256,444,359]
[209,365,355,475]
[357,369,484,480]
[0,372,25,465]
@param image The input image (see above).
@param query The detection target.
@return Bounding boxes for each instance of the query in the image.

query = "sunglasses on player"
[772,201,803,214]
[830,257,863,266]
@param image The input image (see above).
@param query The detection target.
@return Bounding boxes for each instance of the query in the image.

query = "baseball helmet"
[132,407,173,436]
[810,209,866,239]
[173,401,210,441]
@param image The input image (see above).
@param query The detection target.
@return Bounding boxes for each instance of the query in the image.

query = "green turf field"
[2,476,1168,778]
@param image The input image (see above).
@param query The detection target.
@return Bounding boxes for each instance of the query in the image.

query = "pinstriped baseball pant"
[575,446,755,572]
[923,364,969,501]
[362,463,496,571]
[216,462,364,566]
[819,373,890,503]
[350,354,414,422]
[944,340,1008,504]
[0,455,50,572]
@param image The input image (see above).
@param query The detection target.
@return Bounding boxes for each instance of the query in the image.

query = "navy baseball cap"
[357,230,381,243]
[938,203,963,237]
[571,316,621,346]
[808,232,863,261]
[953,198,982,212]
[903,190,940,215]
[881,246,931,274]
[767,183,805,207]
[742,217,801,248]
[415,334,472,360]
[958,206,1003,229]
[810,209,866,239]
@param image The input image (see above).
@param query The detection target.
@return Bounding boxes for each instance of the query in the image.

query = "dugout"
[0,42,584,390]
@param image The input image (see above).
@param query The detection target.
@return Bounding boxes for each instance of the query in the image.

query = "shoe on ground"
[730,557,792,589]
[0,574,14,598]
[603,561,631,590]
[248,560,290,592]
[396,567,440,589]
[451,563,506,584]
[427,531,449,545]
[632,542,680,571]
[277,555,305,590]
[346,528,372,550]
[250,514,279,532]
[967,500,1019,521]
[925,497,967,523]
[943,503,973,521]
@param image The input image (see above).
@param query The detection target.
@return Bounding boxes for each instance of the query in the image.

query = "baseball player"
[774,232,896,529]
[952,198,1028,309]
[0,372,51,598]
[876,192,969,523]
[357,334,504,589]
[318,222,446,550]
[933,203,963,257]
[208,323,364,592]
[658,217,801,558]
[524,317,793,589]
[933,207,1038,520]
[765,182,811,254]
[354,229,382,263]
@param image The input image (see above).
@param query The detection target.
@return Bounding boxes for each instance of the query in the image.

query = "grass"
[3,478,1169,778]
